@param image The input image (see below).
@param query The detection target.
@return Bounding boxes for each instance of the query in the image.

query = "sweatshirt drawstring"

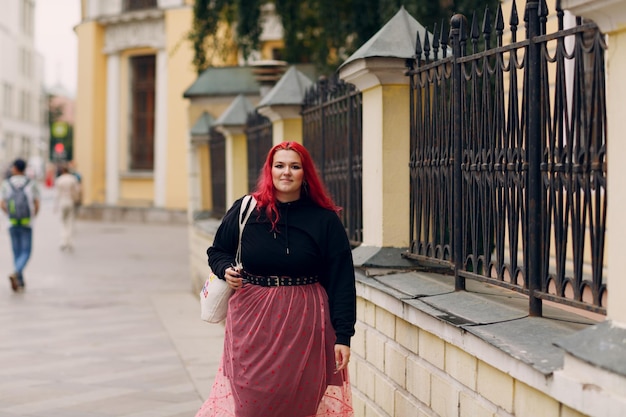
[285,204,290,255]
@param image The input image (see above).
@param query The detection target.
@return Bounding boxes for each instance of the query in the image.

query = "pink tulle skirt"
[195,282,353,417]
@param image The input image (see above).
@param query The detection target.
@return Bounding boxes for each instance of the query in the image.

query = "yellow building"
[74,1,288,222]
[75,0,199,219]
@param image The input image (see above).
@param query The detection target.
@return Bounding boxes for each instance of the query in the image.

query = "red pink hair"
[251,141,340,230]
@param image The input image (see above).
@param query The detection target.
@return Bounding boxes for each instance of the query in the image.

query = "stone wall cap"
[555,320,626,377]
[214,94,255,127]
[340,6,427,69]
[257,66,313,108]
[190,111,215,136]
[357,268,598,375]
[183,66,260,98]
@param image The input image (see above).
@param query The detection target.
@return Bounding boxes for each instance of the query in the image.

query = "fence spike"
[510,0,519,28]
[556,0,564,30]
[483,7,492,49]
[424,28,432,61]
[539,0,548,34]
[414,30,423,64]
[482,7,492,35]
[539,0,549,18]
[510,0,519,42]
[495,4,504,47]
[433,21,440,59]
[495,5,504,32]
[441,19,449,57]
[471,11,479,39]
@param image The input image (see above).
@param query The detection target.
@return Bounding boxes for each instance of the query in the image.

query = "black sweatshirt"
[207,195,356,346]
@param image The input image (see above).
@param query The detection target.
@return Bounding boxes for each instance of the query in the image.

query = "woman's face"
[272,149,304,202]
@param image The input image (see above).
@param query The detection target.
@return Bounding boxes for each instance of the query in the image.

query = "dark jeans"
[9,226,32,285]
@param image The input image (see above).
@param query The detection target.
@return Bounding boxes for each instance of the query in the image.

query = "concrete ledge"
[353,265,626,416]
[353,245,421,269]
[78,204,188,224]
[355,266,598,376]
[556,320,626,378]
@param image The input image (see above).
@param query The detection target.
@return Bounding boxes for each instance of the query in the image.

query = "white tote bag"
[200,195,257,323]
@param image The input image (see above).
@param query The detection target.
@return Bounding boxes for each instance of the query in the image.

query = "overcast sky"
[34,0,80,96]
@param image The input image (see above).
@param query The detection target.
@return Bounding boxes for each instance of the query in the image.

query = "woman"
[196,141,356,417]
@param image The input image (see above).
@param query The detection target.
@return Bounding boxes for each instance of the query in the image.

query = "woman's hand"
[224,266,244,290]
[334,344,351,372]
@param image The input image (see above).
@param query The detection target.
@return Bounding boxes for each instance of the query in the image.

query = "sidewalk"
[0,187,224,417]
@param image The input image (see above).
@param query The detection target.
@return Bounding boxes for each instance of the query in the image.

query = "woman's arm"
[206,198,244,279]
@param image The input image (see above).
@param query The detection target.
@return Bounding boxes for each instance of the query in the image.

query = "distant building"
[0,0,48,178]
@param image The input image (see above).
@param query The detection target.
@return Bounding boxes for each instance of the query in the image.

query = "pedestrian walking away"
[195,141,356,417]
[54,164,80,251]
[0,158,40,292]
[68,159,83,210]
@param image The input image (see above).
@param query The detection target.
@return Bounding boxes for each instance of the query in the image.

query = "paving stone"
[0,188,223,416]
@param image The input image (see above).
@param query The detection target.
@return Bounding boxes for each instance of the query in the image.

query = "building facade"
[0,0,47,178]
[75,0,197,215]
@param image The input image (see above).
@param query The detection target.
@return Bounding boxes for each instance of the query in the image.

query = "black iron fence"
[406,1,607,315]
[209,128,227,217]
[302,76,363,246]
[245,110,273,193]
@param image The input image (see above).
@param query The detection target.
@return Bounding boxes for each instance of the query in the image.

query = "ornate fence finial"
[539,0,549,18]
[510,0,519,42]
[460,15,468,56]
[483,7,492,50]
[433,22,440,60]
[471,11,479,53]
[556,0,564,30]
[441,19,449,58]
[539,0,548,34]
[414,30,423,66]
[495,4,504,47]
[424,28,432,62]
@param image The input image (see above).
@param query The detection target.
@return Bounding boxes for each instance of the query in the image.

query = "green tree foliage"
[188,0,236,73]
[190,0,501,74]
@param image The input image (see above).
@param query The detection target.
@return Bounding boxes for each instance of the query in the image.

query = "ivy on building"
[189,0,501,75]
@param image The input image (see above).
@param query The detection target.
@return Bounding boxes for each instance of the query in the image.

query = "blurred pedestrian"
[55,164,80,251]
[195,141,356,417]
[0,158,40,292]
[68,160,82,210]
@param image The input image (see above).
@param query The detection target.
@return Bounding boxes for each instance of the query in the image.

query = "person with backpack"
[1,158,40,292]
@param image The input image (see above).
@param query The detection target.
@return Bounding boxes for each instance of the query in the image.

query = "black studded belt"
[242,271,319,287]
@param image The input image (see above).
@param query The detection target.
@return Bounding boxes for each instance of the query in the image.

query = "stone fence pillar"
[257,66,312,145]
[214,94,256,206]
[338,7,426,249]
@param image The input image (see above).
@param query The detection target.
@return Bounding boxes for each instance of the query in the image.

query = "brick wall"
[350,286,590,417]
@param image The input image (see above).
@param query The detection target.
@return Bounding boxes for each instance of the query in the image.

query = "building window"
[21,0,34,37]
[21,135,30,157]
[129,55,156,171]
[4,134,14,160]
[123,0,157,12]
[21,48,32,78]
[2,83,13,118]
[17,90,31,122]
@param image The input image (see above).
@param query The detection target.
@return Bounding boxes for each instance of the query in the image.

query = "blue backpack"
[8,179,31,226]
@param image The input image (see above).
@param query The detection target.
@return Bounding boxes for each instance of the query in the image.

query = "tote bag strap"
[235,195,257,268]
